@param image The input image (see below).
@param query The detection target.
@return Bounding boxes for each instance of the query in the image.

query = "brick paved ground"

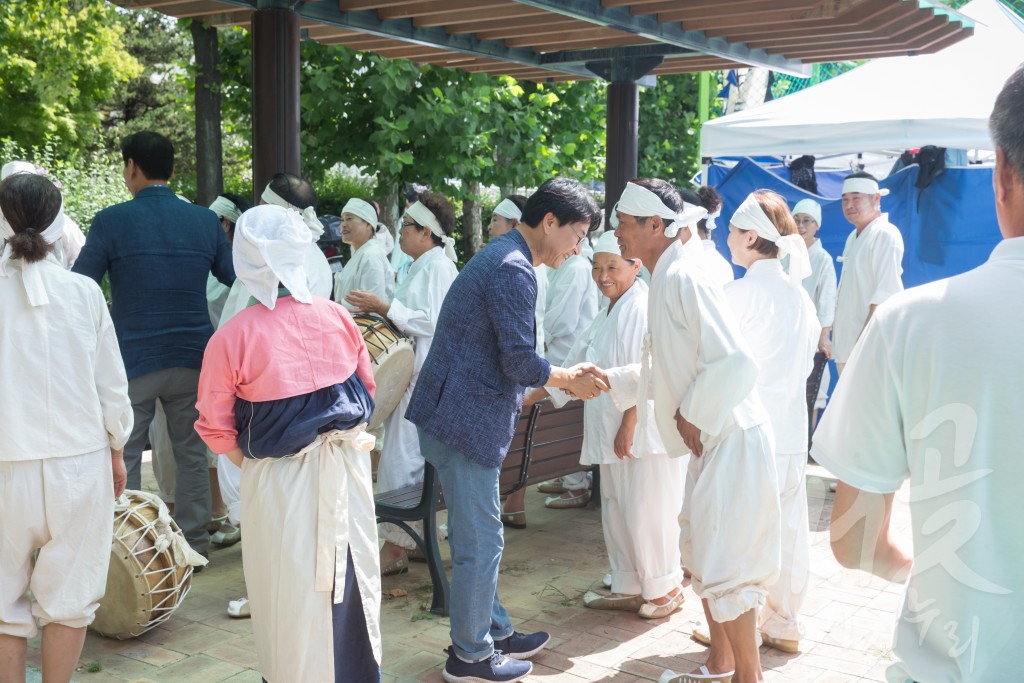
[28,462,910,682]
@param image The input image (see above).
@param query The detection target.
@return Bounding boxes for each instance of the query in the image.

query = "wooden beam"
[338,0,426,11]
[445,14,584,35]
[706,1,910,42]
[636,0,810,19]
[659,0,871,27]
[503,27,634,48]
[527,35,649,52]
[472,18,587,40]
[377,0,507,20]
[779,22,961,59]
[414,5,547,28]
[753,9,942,50]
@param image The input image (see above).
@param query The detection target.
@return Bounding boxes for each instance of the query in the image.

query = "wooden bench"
[374,399,587,615]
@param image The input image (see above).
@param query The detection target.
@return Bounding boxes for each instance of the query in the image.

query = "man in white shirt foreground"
[832,171,904,373]
[813,63,1024,683]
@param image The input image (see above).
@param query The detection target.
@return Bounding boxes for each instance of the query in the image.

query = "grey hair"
[989,63,1024,182]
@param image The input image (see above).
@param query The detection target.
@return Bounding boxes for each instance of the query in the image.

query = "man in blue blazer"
[74,131,234,559]
[407,177,606,682]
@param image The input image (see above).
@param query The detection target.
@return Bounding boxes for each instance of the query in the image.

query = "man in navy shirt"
[407,177,606,682]
[74,131,234,557]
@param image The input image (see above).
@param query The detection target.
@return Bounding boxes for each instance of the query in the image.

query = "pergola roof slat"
[110,0,973,83]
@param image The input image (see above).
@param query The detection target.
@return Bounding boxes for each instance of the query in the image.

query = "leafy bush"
[1,139,130,229]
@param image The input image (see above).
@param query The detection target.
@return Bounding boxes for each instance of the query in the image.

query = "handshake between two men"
[541,362,705,458]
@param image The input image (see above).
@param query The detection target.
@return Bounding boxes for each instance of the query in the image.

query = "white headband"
[610,182,708,239]
[1,161,37,180]
[0,203,67,306]
[209,196,243,223]
[406,201,457,262]
[493,198,522,222]
[842,177,889,197]
[341,198,378,227]
[730,193,811,285]
[791,198,822,227]
[233,205,313,310]
[261,184,324,240]
[705,208,721,233]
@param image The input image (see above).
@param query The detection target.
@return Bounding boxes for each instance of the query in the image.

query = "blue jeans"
[418,427,513,662]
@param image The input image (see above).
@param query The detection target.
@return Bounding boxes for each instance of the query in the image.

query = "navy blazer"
[406,230,551,467]
[73,185,235,379]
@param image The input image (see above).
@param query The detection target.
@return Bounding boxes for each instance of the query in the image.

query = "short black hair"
[121,131,174,181]
[844,170,879,182]
[267,171,317,210]
[506,194,528,212]
[521,177,600,230]
[990,63,1024,182]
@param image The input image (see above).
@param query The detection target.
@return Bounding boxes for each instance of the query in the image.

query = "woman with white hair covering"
[1,160,87,269]
[489,194,548,356]
[0,173,132,683]
[690,190,820,656]
[345,191,459,576]
[195,204,382,683]
[332,197,395,308]
[688,185,734,288]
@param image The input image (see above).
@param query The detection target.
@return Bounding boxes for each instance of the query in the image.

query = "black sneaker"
[492,630,551,660]
[441,647,532,683]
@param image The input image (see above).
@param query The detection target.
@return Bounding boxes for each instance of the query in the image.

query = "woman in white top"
[333,197,395,309]
[791,198,837,436]
[691,185,734,288]
[720,190,820,653]
[0,173,133,683]
[346,192,459,576]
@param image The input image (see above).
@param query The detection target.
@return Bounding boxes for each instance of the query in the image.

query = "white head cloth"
[610,181,708,239]
[592,230,622,257]
[0,203,67,306]
[406,201,457,262]
[261,184,324,240]
[842,176,889,197]
[791,198,822,227]
[232,205,313,309]
[730,193,812,284]
[209,196,243,223]
[493,198,522,222]
[342,197,394,254]
[1,161,37,180]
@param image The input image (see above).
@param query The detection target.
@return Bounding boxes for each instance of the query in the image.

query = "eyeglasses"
[573,226,588,246]
[401,221,418,229]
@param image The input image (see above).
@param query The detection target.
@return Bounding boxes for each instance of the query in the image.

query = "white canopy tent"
[700,0,1024,158]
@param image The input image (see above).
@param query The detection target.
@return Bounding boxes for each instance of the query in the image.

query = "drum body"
[91,491,197,639]
[352,313,414,431]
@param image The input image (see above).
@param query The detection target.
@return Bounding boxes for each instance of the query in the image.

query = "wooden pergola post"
[252,2,301,199]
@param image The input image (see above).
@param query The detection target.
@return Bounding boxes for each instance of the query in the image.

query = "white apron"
[241,427,382,683]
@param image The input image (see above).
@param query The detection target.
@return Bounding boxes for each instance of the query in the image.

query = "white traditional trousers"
[759,450,810,641]
[0,450,113,638]
[376,384,424,549]
[240,428,382,683]
[680,424,781,623]
[601,453,684,600]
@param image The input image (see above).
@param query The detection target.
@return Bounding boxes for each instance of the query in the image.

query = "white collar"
[988,235,1024,263]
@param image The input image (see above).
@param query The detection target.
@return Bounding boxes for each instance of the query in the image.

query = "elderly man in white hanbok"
[346,193,459,576]
[540,229,599,508]
[594,179,780,683]
[792,199,837,433]
[537,231,685,618]
[833,173,904,373]
[691,191,820,655]
[332,198,395,307]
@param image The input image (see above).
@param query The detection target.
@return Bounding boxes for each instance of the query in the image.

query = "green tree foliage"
[0,0,141,152]
[637,73,702,186]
